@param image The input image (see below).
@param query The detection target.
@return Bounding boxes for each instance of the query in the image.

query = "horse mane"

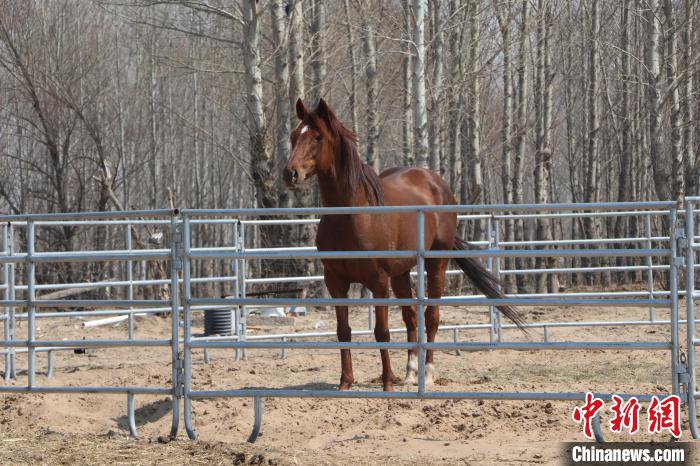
[311,112,384,206]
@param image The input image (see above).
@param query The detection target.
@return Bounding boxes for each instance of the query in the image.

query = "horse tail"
[452,237,529,334]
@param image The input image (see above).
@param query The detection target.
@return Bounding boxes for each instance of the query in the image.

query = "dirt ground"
[0,303,692,465]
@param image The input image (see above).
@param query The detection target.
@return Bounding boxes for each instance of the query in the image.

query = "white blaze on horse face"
[300,125,309,134]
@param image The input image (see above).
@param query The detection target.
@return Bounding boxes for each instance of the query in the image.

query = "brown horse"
[284,98,526,391]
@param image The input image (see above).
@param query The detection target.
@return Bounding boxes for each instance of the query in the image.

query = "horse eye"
[315,135,322,142]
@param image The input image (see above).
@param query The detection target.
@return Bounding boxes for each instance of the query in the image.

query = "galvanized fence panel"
[1,201,697,441]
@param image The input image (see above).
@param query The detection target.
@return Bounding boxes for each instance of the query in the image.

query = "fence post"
[669,206,680,398]
[416,210,426,395]
[237,221,248,361]
[126,223,134,339]
[685,199,699,439]
[168,213,182,439]
[182,214,197,440]
[493,217,503,342]
[3,223,9,382]
[26,220,36,388]
[7,223,15,379]
[645,214,655,322]
[232,220,239,360]
[487,218,496,345]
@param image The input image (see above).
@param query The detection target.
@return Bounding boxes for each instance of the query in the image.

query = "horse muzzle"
[283,167,302,189]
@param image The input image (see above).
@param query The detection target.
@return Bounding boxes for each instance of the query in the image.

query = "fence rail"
[1,200,698,442]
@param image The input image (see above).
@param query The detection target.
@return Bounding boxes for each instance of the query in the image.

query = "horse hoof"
[402,373,417,386]
[339,381,353,391]
[383,383,394,392]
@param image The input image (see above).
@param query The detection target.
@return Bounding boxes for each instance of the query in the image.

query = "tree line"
[0,0,697,295]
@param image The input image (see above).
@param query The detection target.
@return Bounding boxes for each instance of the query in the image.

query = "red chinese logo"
[572,392,605,439]
[608,395,640,434]
[572,393,683,438]
[647,395,681,438]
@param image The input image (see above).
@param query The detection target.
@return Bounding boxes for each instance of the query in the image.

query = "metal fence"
[1,200,698,442]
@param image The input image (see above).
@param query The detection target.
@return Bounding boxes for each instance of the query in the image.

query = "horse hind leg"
[391,272,418,385]
[425,258,448,386]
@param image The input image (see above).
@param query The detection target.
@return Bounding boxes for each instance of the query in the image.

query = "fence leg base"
[169,395,180,439]
[203,348,210,364]
[184,397,197,441]
[46,350,53,379]
[247,396,263,443]
[127,392,138,438]
[592,412,604,443]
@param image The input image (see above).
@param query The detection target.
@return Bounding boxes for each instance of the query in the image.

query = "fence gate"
[684,198,700,439]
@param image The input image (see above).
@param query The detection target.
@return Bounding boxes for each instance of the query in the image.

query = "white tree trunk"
[512,0,528,292]
[584,1,599,207]
[428,0,444,173]
[403,2,414,166]
[494,0,514,291]
[465,0,483,238]
[242,0,273,210]
[412,0,429,168]
[646,0,667,200]
[534,0,554,293]
[288,0,305,118]
[683,0,697,193]
[311,0,326,103]
[271,0,290,208]
[342,0,359,136]
[363,21,379,171]
[446,0,462,190]
[663,0,684,200]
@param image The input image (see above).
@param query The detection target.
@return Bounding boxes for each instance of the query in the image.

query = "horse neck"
[317,144,372,207]
[317,171,370,207]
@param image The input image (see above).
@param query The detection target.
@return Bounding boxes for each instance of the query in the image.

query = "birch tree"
[242,0,274,210]
[512,0,528,292]
[362,15,380,171]
[645,0,666,200]
[533,0,554,293]
[494,0,514,291]
[342,0,359,136]
[682,0,696,193]
[288,0,305,114]
[412,0,429,168]
[311,0,326,103]
[428,0,445,173]
[663,0,683,201]
[271,0,290,208]
[463,0,483,239]
[403,2,414,166]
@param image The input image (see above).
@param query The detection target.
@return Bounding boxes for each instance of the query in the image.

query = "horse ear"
[315,98,335,127]
[295,98,308,120]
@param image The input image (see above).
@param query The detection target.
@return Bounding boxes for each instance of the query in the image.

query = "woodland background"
[0,0,698,295]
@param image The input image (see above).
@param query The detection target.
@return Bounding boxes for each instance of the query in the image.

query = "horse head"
[284,98,339,189]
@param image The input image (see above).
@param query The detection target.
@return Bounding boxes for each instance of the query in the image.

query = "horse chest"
[315,216,412,284]
[316,216,385,280]
[316,216,376,250]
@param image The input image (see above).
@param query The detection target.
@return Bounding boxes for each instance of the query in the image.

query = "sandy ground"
[0,303,692,465]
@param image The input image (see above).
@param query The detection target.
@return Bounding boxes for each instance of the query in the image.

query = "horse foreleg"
[325,275,353,390]
[374,305,395,391]
[336,306,354,390]
[369,278,394,391]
